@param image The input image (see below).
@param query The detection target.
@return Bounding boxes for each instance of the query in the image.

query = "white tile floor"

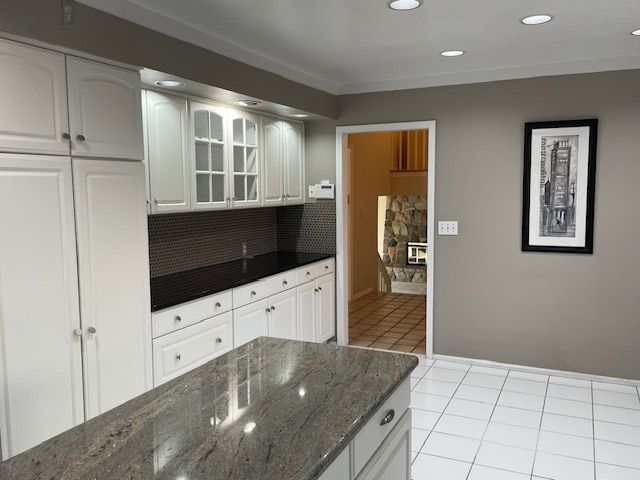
[410,357,640,480]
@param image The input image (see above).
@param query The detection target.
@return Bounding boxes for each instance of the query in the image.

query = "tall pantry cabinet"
[0,37,151,459]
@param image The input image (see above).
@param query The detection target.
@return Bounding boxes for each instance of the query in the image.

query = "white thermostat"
[309,180,335,199]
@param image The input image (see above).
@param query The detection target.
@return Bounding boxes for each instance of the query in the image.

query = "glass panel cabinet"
[228,109,261,208]
[190,102,229,210]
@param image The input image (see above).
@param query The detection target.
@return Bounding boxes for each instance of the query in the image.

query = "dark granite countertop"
[0,337,417,480]
[151,251,334,311]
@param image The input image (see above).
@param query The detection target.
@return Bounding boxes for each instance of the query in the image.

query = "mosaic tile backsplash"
[148,201,337,278]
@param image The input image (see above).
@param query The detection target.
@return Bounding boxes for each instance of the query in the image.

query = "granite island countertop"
[151,251,334,311]
[0,337,417,480]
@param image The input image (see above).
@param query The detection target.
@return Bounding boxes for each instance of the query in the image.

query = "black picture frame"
[522,119,598,254]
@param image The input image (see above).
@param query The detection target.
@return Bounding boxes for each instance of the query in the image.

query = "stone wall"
[381,195,427,284]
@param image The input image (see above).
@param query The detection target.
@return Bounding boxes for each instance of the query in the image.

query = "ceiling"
[78,0,640,95]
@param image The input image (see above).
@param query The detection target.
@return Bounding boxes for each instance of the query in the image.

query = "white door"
[0,39,70,155]
[296,282,318,342]
[357,412,411,480]
[191,102,229,210]
[0,154,84,459]
[145,90,191,212]
[262,117,284,206]
[317,274,336,342]
[228,109,261,208]
[233,300,269,347]
[67,56,143,160]
[73,159,152,419]
[268,289,297,340]
[283,121,305,204]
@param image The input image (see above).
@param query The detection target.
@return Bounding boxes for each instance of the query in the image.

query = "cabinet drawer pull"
[176,354,182,361]
[270,306,276,311]
[380,409,395,426]
[76,134,86,142]
[251,291,257,296]
[215,302,222,308]
[314,288,318,293]
[216,337,223,344]
[62,132,71,140]
[87,326,97,334]
[318,287,323,291]
[265,308,271,313]
[175,315,182,322]
[282,280,288,286]
[306,271,311,277]
[73,328,83,337]
[325,265,330,270]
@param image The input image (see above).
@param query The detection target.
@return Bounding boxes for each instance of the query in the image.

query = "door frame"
[335,120,436,357]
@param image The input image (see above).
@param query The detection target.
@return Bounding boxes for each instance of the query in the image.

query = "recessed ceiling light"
[440,50,465,57]
[237,100,261,107]
[387,0,422,11]
[290,113,309,119]
[632,29,640,36]
[154,80,185,88]
[521,14,553,25]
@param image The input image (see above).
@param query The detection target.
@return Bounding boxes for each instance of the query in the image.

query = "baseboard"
[351,287,374,301]
[432,353,640,387]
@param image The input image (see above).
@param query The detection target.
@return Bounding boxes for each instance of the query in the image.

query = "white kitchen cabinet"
[268,289,297,340]
[296,273,335,343]
[283,121,305,204]
[262,116,284,206]
[73,159,152,419]
[191,101,230,210]
[0,39,70,155]
[296,281,318,343]
[0,154,84,459]
[228,108,261,208]
[234,300,270,347]
[261,117,305,206]
[319,448,349,480]
[317,274,336,342]
[153,312,233,386]
[145,90,191,213]
[67,56,143,160]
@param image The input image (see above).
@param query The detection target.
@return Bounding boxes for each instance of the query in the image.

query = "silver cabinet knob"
[251,291,257,296]
[270,306,276,311]
[73,328,83,337]
[318,287,323,291]
[76,134,86,142]
[265,308,271,313]
[215,302,222,308]
[87,326,97,334]
[216,338,223,344]
[314,288,318,293]
[176,354,181,361]
[154,198,159,204]
[62,132,71,140]
[306,271,311,277]
[282,280,288,286]
[175,315,182,322]
[325,265,330,270]
[380,409,395,426]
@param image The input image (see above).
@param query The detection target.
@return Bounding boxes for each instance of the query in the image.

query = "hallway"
[348,292,426,354]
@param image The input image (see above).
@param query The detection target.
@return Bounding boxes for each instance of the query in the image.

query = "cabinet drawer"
[152,311,232,386]
[352,376,410,477]
[152,290,232,338]
[296,258,335,284]
[233,271,297,308]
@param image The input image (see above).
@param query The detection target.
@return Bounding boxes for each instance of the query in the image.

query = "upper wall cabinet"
[191,101,229,210]
[229,109,261,208]
[67,57,143,160]
[145,91,191,213]
[262,118,305,207]
[0,39,70,155]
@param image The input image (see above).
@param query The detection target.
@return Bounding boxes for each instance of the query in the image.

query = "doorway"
[335,121,436,357]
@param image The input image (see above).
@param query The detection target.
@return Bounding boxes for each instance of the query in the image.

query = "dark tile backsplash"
[148,201,337,278]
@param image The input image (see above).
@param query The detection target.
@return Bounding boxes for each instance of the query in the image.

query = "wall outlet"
[438,221,459,236]
[241,241,248,258]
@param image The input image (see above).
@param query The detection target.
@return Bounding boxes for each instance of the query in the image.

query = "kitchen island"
[0,337,417,479]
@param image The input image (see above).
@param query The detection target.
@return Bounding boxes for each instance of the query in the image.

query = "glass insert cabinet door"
[228,109,261,208]
[191,102,229,210]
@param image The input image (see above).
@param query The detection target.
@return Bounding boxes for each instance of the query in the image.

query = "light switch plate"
[438,221,459,235]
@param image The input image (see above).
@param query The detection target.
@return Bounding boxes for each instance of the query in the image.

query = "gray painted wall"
[328,70,640,379]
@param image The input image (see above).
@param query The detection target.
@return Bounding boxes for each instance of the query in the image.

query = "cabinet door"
[283,121,305,204]
[73,159,152,419]
[67,57,143,160]
[296,281,318,342]
[356,411,411,480]
[233,300,269,347]
[153,312,233,386]
[146,90,191,213]
[317,274,336,342]
[0,154,84,459]
[268,289,297,340]
[228,109,261,208]
[191,102,229,210]
[0,39,69,155]
[262,117,284,206]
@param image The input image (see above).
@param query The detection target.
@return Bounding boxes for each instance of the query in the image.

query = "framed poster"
[522,119,598,253]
